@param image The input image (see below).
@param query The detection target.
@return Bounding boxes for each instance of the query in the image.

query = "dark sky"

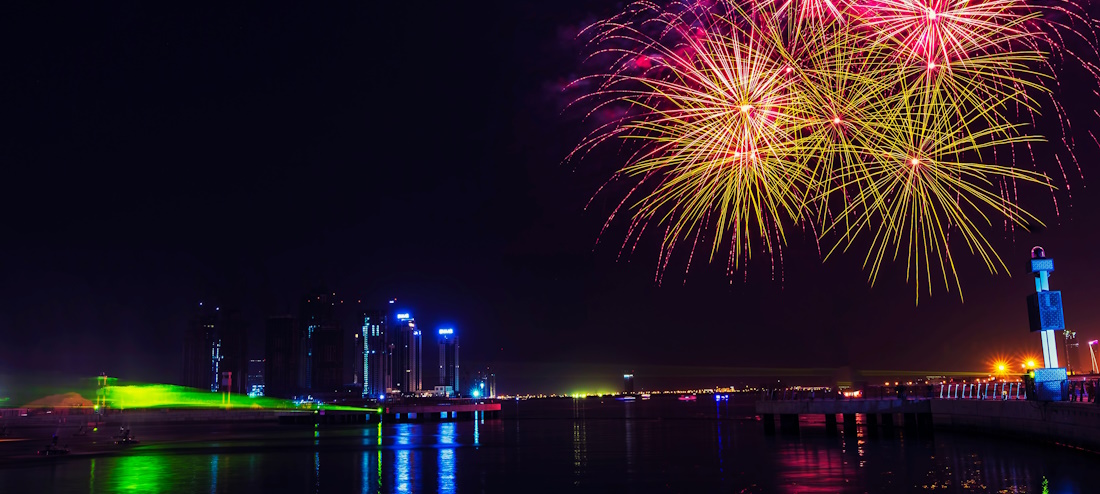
[3,2,1100,395]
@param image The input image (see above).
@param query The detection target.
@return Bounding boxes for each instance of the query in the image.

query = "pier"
[756,398,932,435]
[756,392,1100,451]
[277,401,502,424]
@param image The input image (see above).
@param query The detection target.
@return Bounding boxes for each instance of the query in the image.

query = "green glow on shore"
[6,379,379,413]
[102,383,379,412]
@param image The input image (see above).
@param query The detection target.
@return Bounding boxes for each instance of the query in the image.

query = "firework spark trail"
[569,0,1098,301]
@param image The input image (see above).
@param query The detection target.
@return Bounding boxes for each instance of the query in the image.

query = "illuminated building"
[472,368,495,398]
[393,312,422,394]
[624,373,635,394]
[361,310,388,398]
[181,303,248,394]
[438,327,459,397]
[247,359,265,397]
[264,315,299,399]
[301,291,344,393]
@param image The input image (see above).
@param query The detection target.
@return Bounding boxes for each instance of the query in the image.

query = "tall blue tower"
[1027,246,1065,367]
[1026,246,1068,401]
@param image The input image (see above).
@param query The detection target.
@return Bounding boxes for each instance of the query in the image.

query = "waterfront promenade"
[756,391,1100,451]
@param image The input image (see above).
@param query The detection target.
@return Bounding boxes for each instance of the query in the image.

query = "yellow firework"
[570,0,1092,299]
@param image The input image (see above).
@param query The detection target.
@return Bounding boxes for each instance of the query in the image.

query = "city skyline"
[3,1,1100,396]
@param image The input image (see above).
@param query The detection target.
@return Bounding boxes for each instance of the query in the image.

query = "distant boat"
[616,396,636,402]
[677,395,696,402]
[640,393,651,400]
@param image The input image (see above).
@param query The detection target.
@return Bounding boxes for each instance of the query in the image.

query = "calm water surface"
[3,397,1099,493]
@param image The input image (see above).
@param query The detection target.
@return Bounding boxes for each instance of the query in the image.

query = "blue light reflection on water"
[4,398,1100,493]
[393,423,414,493]
[394,449,411,493]
[209,455,218,494]
[439,422,457,494]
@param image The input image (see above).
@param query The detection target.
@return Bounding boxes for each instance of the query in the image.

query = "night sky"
[3,2,1100,395]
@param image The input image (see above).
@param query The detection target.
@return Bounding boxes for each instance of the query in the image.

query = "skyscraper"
[361,310,388,398]
[392,312,422,395]
[247,359,265,397]
[472,368,494,398]
[301,291,344,393]
[264,315,299,399]
[181,305,218,392]
[438,327,459,397]
[623,373,635,394]
[181,303,247,394]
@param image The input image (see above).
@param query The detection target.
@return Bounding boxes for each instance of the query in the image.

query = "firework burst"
[570,2,815,277]
[569,0,1098,300]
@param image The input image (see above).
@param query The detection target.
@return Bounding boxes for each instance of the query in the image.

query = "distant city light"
[439,328,454,335]
[396,313,410,320]
[471,390,481,398]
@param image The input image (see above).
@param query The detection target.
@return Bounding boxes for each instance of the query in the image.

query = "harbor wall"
[931,399,1100,451]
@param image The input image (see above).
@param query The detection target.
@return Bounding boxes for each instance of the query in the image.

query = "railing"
[757,383,1027,401]
[938,382,1025,400]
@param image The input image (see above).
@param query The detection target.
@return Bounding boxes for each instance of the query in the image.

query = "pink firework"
[855,0,1028,66]
[766,0,851,26]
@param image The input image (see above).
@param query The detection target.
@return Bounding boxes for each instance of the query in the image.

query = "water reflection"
[209,455,218,494]
[573,418,588,486]
[313,451,320,493]
[572,398,588,486]
[776,440,855,493]
[394,449,411,493]
[624,401,635,475]
[109,454,169,493]
[438,447,456,494]
[393,424,414,493]
[439,422,457,494]
[89,458,96,494]
[473,414,480,447]
[360,425,382,494]
[10,403,1099,494]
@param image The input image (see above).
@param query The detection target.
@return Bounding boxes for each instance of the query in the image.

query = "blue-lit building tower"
[393,312,422,395]
[438,327,460,397]
[1026,246,1068,400]
[361,310,387,398]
